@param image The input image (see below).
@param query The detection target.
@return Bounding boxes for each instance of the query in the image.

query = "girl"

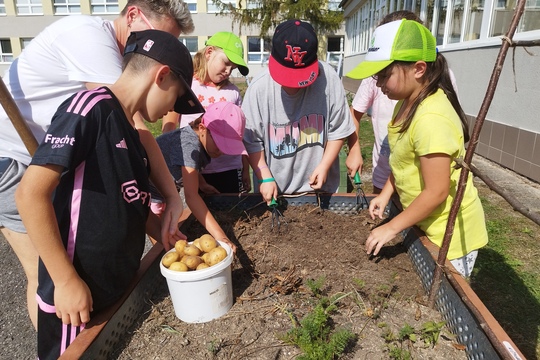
[162,31,250,194]
[151,101,248,253]
[347,19,488,277]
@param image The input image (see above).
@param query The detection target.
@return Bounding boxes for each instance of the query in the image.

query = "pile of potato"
[162,234,228,272]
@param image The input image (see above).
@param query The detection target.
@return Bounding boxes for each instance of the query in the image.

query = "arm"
[346,106,364,177]
[309,139,345,190]
[182,166,237,252]
[15,164,92,326]
[135,114,185,251]
[162,111,180,133]
[198,173,220,194]
[365,154,451,255]
[247,150,277,203]
[241,155,252,193]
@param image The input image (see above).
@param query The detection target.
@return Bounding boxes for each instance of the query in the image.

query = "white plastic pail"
[159,241,234,323]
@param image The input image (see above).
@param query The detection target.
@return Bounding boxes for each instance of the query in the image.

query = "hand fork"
[269,197,287,232]
[353,172,369,209]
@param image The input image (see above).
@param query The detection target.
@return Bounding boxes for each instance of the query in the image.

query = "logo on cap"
[284,45,307,67]
[143,40,154,52]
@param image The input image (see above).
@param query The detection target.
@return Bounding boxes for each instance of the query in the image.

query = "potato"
[169,261,188,272]
[183,244,201,256]
[207,246,228,266]
[201,252,210,264]
[174,240,188,257]
[199,234,218,253]
[192,238,203,251]
[196,263,210,270]
[162,252,179,268]
[183,255,203,270]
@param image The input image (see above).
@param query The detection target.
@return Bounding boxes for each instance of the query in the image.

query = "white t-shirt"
[0,15,121,165]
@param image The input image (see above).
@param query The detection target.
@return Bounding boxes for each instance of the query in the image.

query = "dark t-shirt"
[30,87,151,311]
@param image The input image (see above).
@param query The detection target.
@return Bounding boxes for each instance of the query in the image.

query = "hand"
[199,182,220,195]
[260,181,278,204]
[365,222,399,256]
[219,238,237,253]
[368,195,390,220]
[54,276,93,326]
[308,165,329,190]
[346,148,363,177]
[160,198,186,251]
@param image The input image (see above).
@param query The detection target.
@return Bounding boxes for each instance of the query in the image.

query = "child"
[242,19,355,203]
[14,29,203,359]
[162,32,251,194]
[348,11,459,194]
[347,19,488,277]
[151,101,247,253]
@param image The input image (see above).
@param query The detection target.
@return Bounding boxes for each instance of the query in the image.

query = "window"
[1,39,13,63]
[21,38,33,49]
[91,0,119,14]
[185,0,197,12]
[207,0,235,13]
[54,0,81,14]
[16,0,43,15]
[518,0,540,33]
[247,37,270,64]
[179,37,198,55]
[328,0,341,10]
[0,0,6,15]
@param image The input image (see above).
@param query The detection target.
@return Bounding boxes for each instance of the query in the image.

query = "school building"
[0,0,346,78]
[339,0,540,183]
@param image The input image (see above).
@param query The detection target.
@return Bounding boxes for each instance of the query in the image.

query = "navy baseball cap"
[269,19,319,88]
[124,30,204,114]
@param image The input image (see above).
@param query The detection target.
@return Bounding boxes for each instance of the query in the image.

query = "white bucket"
[159,241,234,323]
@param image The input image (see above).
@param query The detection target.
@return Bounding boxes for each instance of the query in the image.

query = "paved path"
[1,155,539,359]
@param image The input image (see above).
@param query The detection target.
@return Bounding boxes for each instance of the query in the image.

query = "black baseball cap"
[268,19,319,88]
[124,30,205,114]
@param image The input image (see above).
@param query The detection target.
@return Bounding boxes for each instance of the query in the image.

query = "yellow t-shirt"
[388,89,488,260]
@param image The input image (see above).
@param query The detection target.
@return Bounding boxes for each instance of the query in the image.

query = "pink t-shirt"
[180,78,243,173]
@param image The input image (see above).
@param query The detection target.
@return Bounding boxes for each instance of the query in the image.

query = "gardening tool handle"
[269,197,278,207]
[353,172,362,185]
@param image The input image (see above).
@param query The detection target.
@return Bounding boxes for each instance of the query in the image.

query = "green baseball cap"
[206,32,249,76]
[346,19,436,80]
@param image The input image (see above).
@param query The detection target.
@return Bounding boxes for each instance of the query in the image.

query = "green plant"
[388,345,412,360]
[279,285,356,360]
[419,321,445,347]
[305,276,326,297]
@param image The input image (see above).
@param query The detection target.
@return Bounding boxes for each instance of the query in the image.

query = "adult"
[0,0,195,329]
[242,19,356,203]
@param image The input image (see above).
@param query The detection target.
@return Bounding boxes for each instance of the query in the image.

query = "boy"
[15,29,204,359]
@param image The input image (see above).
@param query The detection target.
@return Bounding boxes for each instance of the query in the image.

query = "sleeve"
[52,20,122,85]
[326,67,356,141]
[241,79,266,154]
[351,78,375,113]
[31,108,97,170]
[411,114,461,158]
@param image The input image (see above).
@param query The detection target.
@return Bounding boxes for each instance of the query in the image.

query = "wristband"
[258,177,275,184]
[256,165,268,173]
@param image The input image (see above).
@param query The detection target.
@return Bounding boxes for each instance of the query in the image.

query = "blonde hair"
[193,46,231,89]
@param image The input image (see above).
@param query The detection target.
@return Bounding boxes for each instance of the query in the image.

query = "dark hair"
[188,116,203,129]
[392,56,470,143]
[122,52,181,83]
[380,10,422,25]
[121,0,194,34]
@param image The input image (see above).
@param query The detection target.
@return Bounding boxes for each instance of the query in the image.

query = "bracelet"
[256,165,268,173]
[258,177,275,184]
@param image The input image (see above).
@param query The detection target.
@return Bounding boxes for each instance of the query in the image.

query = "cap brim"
[174,77,205,114]
[212,135,247,156]
[223,50,249,76]
[268,56,319,88]
[346,60,394,80]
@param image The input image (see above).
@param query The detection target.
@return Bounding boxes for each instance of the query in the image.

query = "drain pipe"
[428,0,527,358]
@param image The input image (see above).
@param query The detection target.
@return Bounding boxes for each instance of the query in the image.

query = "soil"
[114,203,467,360]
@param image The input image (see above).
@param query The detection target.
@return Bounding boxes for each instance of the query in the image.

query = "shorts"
[449,250,478,278]
[37,303,85,360]
[0,157,27,232]
[202,169,243,193]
